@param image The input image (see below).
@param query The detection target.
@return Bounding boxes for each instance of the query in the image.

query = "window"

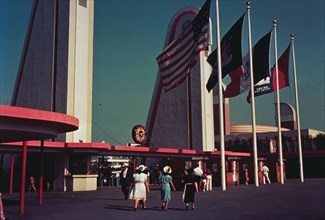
[79,0,87,8]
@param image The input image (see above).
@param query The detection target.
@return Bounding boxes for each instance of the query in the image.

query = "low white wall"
[66,174,98,191]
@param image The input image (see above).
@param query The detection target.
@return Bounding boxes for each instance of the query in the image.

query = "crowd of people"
[220,134,323,153]
[120,162,212,211]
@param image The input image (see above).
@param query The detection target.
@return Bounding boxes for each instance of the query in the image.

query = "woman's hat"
[137,165,146,172]
[163,166,172,174]
[123,163,129,167]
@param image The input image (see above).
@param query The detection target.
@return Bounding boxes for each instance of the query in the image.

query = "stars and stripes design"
[156,0,211,92]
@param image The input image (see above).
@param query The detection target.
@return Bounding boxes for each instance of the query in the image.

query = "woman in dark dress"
[182,169,198,210]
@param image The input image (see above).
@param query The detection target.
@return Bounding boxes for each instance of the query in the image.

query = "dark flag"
[206,13,245,92]
[157,0,211,92]
[223,31,272,98]
[247,44,290,103]
[252,31,272,84]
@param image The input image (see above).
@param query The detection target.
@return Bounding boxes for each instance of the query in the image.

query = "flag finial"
[291,33,294,40]
[246,1,251,9]
[273,19,277,27]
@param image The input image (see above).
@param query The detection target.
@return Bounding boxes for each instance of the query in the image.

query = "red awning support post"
[38,139,44,205]
[19,141,27,215]
[133,157,136,172]
[9,154,14,194]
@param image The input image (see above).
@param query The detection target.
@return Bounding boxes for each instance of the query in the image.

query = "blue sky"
[1,0,324,145]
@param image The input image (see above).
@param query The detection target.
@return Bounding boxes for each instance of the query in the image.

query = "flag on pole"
[206,13,245,92]
[252,31,272,84]
[222,55,247,98]
[224,31,272,98]
[247,44,290,102]
[156,0,211,92]
[272,44,290,90]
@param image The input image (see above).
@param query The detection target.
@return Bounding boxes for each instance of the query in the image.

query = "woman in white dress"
[0,192,7,220]
[129,165,150,211]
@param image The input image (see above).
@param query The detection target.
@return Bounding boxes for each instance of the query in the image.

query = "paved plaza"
[2,178,325,220]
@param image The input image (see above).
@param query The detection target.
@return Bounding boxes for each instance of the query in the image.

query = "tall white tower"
[11,0,94,142]
[66,0,94,142]
[145,8,215,151]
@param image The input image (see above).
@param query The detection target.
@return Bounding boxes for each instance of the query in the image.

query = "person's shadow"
[104,205,184,212]
[96,197,123,201]
[2,198,19,206]
[150,206,184,211]
[104,204,133,211]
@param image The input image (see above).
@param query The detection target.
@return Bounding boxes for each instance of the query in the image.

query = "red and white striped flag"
[156,0,211,92]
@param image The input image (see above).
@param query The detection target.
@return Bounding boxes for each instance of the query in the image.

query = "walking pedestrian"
[182,169,198,210]
[206,169,212,191]
[262,164,271,184]
[28,176,37,192]
[153,164,160,185]
[159,166,176,211]
[245,169,249,185]
[129,165,150,211]
[46,172,54,191]
[0,193,7,220]
[201,172,207,192]
[192,162,203,191]
[120,163,133,200]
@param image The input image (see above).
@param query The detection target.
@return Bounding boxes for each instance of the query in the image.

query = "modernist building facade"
[1,0,94,193]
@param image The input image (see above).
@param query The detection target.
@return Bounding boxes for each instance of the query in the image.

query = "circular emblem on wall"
[132,125,147,145]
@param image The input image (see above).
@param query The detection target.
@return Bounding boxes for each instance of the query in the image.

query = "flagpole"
[187,73,193,150]
[51,0,59,113]
[215,0,226,191]
[291,33,304,183]
[246,1,259,187]
[273,20,284,184]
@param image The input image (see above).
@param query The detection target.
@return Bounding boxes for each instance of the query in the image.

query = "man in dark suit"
[120,163,133,200]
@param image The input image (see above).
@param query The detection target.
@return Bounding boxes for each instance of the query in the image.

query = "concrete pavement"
[2,178,325,220]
